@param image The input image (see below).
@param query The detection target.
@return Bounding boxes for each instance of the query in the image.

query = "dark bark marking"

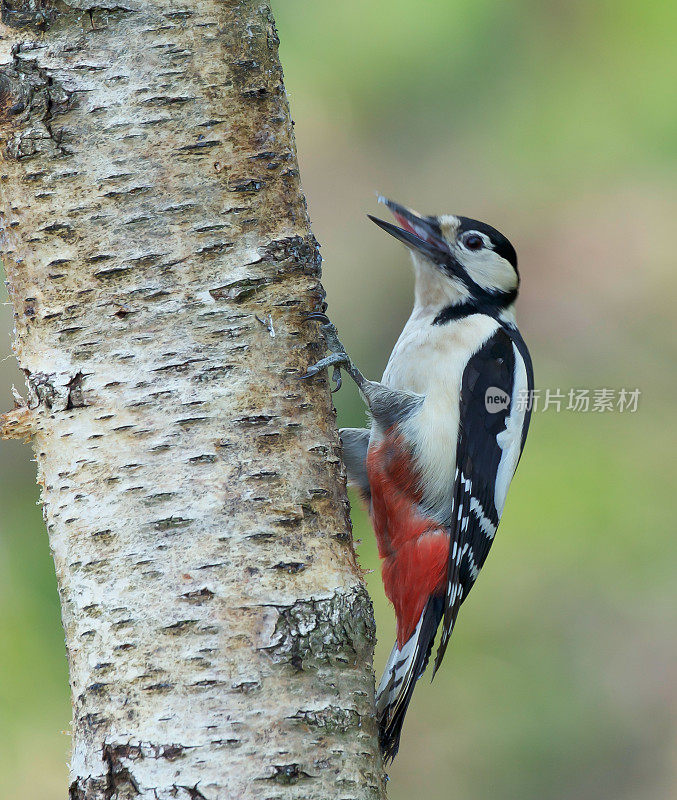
[1,0,53,31]
[265,586,376,671]
[104,743,141,798]
[178,785,207,800]
[180,587,215,604]
[66,371,86,408]
[272,560,308,574]
[266,763,312,785]
[289,705,362,733]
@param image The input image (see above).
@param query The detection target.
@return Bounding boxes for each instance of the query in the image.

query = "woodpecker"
[301,197,533,762]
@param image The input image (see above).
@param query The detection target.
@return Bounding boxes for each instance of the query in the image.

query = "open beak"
[368,196,449,261]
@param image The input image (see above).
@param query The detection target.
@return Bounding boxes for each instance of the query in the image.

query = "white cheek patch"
[457,248,517,294]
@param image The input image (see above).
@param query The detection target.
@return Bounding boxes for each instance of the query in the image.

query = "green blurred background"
[1,1,676,797]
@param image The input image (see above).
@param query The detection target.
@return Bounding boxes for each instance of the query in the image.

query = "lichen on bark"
[0,1,386,797]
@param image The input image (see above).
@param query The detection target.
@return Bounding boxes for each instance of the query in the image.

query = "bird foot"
[300,313,352,392]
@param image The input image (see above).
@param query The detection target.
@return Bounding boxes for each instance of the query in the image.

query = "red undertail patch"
[366,430,449,646]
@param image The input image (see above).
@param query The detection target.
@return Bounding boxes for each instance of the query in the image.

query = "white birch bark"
[0,2,386,798]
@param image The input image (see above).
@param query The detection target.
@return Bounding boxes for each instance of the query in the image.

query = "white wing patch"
[494,343,528,514]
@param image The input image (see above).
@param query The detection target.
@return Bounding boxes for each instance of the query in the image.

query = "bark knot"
[1,0,54,31]
[266,585,376,671]
[24,369,89,412]
[267,763,312,785]
[0,49,74,157]
[259,233,321,276]
[289,705,362,733]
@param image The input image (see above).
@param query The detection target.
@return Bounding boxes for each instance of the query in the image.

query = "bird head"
[369,197,519,311]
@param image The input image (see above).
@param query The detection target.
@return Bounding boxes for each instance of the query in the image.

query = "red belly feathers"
[366,430,449,646]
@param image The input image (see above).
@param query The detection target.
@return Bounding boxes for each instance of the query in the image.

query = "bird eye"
[462,232,484,251]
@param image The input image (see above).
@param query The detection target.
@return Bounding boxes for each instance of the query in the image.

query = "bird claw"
[302,311,331,325]
[297,351,350,385]
[297,365,319,380]
[303,311,345,355]
[298,362,344,393]
[299,310,368,395]
[299,312,351,391]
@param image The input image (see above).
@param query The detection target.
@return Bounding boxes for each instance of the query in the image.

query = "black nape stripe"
[433,288,518,326]
[433,302,479,324]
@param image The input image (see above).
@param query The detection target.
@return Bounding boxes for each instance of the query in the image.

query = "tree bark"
[0,2,386,798]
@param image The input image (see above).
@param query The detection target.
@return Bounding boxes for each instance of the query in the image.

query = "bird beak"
[368,196,449,261]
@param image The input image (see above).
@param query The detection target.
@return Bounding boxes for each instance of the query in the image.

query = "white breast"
[379,310,501,522]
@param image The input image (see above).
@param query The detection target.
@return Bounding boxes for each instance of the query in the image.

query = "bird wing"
[433,325,533,674]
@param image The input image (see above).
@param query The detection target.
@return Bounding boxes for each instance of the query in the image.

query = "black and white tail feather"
[376,597,444,762]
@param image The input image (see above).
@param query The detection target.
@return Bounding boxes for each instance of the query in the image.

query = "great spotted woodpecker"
[302,197,533,761]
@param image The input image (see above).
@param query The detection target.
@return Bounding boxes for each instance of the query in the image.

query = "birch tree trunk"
[0,2,386,798]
